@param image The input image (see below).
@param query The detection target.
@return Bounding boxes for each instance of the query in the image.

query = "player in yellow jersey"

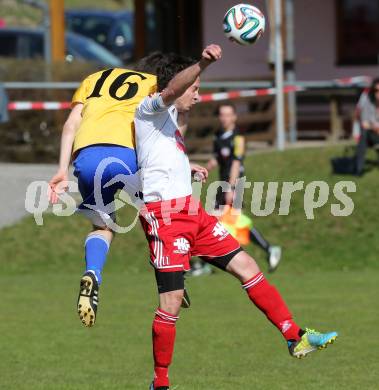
[48,66,157,327]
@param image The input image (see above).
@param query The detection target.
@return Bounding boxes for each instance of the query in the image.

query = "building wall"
[202,0,379,81]
[202,0,270,80]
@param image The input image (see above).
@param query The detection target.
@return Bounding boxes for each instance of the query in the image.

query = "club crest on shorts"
[173,237,190,254]
[212,222,229,241]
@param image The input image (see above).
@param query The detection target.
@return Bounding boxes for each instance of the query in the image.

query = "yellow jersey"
[72,68,157,154]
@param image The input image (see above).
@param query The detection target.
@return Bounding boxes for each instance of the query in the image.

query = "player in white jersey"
[135,101,193,202]
[134,45,338,390]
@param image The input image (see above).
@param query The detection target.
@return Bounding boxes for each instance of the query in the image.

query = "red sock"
[152,308,178,388]
[243,272,302,341]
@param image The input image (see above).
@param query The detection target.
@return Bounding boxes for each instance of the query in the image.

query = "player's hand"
[190,163,208,183]
[48,170,69,204]
[201,44,222,64]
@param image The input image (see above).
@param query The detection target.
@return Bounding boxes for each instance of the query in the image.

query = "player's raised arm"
[160,44,222,106]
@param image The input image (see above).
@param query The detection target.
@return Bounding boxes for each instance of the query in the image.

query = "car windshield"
[66,15,113,45]
[66,33,122,66]
[114,20,134,44]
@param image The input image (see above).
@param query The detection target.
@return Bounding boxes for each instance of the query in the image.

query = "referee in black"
[207,103,282,272]
[208,104,245,207]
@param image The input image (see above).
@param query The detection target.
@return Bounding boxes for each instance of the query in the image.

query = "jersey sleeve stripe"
[151,94,166,112]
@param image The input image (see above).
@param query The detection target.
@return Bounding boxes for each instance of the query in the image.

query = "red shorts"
[139,195,241,272]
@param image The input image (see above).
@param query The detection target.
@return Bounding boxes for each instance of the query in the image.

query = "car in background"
[65,10,134,62]
[0,27,123,67]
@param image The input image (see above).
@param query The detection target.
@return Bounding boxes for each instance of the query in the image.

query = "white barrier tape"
[7,102,71,110]
[199,85,304,102]
[7,75,371,110]
[333,75,371,86]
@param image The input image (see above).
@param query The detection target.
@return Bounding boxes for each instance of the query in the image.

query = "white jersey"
[134,94,192,202]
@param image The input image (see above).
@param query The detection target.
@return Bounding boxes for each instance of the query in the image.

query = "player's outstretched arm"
[161,44,222,106]
[48,103,83,203]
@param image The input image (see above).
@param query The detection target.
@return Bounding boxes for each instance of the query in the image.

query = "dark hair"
[134,51,165,76]
[135,51,197,91]
[216,103,237,115]
[368,77,379,103]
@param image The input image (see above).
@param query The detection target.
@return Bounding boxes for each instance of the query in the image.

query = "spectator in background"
[0,83,9,123]
[355,78,379,175]
[206,103,282,273]
[352,87,369,143]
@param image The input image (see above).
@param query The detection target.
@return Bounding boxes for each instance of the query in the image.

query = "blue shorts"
[73,145,139,227]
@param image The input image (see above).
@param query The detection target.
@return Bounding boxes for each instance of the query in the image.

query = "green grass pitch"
[1,145,379,389]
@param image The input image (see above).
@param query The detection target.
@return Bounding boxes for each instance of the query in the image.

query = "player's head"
[136,51,196,91]
[368,77,379,103]
[217,103,237,131]
[175,76,201,113]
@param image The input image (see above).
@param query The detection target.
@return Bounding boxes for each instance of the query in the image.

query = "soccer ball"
[223,4,266,46]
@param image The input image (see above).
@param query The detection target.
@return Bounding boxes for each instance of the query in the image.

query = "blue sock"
[85,234,110,284]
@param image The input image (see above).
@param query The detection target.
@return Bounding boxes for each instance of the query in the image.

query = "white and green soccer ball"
[223,3,266,46]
